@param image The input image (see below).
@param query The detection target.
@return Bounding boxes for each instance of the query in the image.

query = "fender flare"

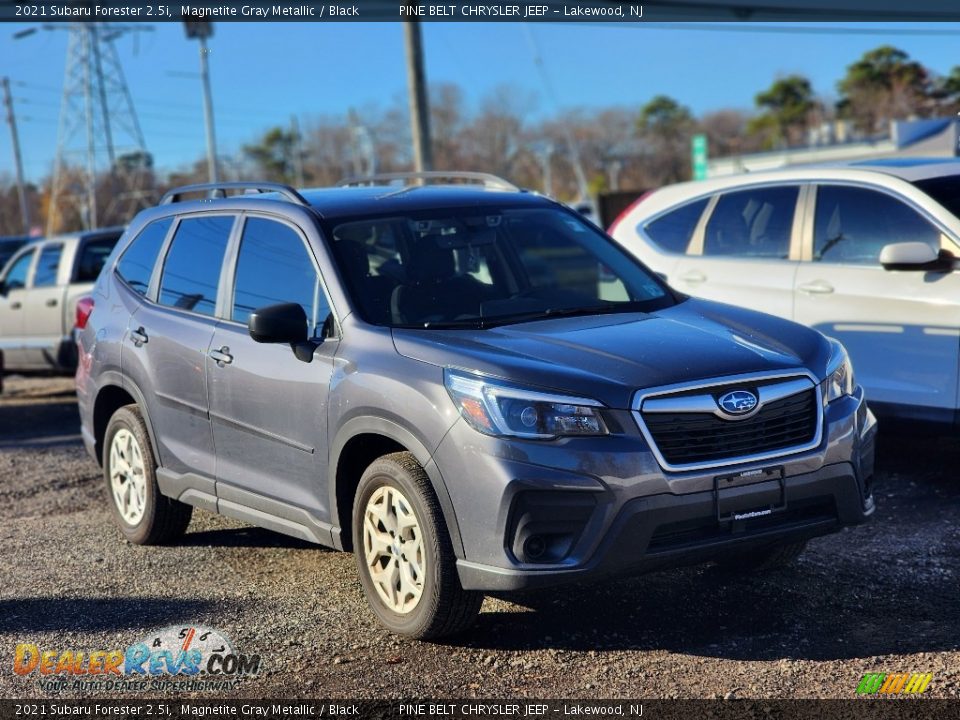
[93,370,162,466]
[328,415,464,557]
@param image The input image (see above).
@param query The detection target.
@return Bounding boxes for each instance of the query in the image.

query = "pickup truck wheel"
[104,405,192,545]
[716,539,808,571]
[352,452,482,640]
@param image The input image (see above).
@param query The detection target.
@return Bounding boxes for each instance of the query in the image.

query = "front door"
[794,184,960,415]
[207,216,336,522]
[0,248,37,367]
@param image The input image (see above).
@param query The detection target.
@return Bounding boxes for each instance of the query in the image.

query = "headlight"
[822,340,855,403]
[444,370,608,439]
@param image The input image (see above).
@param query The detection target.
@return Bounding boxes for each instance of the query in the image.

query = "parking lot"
[0,375,958,700]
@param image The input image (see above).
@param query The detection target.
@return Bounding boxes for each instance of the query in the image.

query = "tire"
[716,539,808,572]
[352,451,482,640]
[103,404,192,545]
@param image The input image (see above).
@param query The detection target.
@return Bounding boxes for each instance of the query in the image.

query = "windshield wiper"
[483,303,648,327]
[392,303,650,330]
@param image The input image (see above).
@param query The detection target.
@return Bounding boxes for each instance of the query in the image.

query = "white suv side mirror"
[879,242,940,270]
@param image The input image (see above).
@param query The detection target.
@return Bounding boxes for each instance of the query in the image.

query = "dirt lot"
[0,376,958,700]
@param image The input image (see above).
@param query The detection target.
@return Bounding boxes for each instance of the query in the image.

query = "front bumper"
[432,388,876,592]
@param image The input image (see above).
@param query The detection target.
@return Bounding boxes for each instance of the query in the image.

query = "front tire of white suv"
[352,452,482,640]
[103,404,192,545]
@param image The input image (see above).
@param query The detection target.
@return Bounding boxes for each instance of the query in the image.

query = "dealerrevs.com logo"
[856,672,933,696]
[14,626,260,693]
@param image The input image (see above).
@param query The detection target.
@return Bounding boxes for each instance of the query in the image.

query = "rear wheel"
[716,540,808,571]
[103,405,192,545]
[352,452,482,639]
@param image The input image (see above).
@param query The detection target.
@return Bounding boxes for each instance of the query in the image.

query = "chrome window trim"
[631,369,823,473]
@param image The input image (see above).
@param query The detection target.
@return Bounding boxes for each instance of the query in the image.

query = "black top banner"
[0,700,959,720]
[3,0,960,22]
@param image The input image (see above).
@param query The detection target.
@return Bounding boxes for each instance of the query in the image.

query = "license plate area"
[714,466,786,527]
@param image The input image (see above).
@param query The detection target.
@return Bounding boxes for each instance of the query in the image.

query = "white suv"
[610,159,960,424]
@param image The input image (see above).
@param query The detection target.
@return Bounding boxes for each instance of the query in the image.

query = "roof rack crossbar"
[337,171,518,192]
[159,182,309,206]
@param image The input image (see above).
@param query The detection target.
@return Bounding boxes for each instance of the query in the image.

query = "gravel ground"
[0,376,958,700]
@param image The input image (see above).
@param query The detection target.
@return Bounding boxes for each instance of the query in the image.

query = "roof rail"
[337,171,518,192]
[159,182,309,206]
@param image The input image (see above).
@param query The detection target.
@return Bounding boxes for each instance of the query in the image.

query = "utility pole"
[2,77,30,235]
[538,142,554,197]
[184,20,219,183]
[403,21,432,173]
[290,114,304,188]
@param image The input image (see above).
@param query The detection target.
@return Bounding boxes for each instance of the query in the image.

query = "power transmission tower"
[45,23,152,234]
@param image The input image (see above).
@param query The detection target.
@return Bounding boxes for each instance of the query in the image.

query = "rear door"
[123,214,235,482]
[794,184,960,416]
[670,184,803,320]
[207,215,337,528]
[20,241,68,367]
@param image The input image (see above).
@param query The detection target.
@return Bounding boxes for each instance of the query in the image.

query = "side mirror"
[0,281,6,297]
[248,303,308,344]
[879,242,942,270]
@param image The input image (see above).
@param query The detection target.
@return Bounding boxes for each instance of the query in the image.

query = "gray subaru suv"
[77,175,876,639]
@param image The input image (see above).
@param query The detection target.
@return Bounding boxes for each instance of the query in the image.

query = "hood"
[392,298,832,409]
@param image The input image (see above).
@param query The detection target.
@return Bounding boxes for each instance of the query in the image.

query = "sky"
[3,20,960,183]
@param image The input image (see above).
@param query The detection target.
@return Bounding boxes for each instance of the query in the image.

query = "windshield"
[328,206,676,328]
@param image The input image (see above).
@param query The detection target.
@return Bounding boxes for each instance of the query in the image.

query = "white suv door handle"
[679,270,707,284]
[798,280,834,295]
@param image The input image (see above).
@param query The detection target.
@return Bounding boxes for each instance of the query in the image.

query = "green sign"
[692,134,708,181]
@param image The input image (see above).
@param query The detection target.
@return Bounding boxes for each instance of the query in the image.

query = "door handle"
[209,346,233,367]
[130,327,148,346]
[679,270,707,284]
[46,298,58,307]
[798,280,834,295]
[10,301,21,310]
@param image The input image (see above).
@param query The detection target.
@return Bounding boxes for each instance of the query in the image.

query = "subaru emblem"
[717,390,758,415]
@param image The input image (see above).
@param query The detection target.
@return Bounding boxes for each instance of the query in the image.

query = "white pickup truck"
[0,228,124,375]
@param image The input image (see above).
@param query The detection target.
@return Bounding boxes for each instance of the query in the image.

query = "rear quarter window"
[75,235,122,283]
[642,198,709,254]
[116,219,173,296]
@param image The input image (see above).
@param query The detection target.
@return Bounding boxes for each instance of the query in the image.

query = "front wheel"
[103,405,192,545]
[352,452,482,639]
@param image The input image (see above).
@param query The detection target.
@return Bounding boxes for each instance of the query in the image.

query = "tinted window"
[117,219,172,295]
[34,245,63,287]
[704,186,797,258]
[331,220,405,325]
[914,175,960,219]
[3,249,35,291]
[232,218,329,338]
[159,216,233,316]
[814,186,941,264]
[643,198,708,254]
[75,237,120,282]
